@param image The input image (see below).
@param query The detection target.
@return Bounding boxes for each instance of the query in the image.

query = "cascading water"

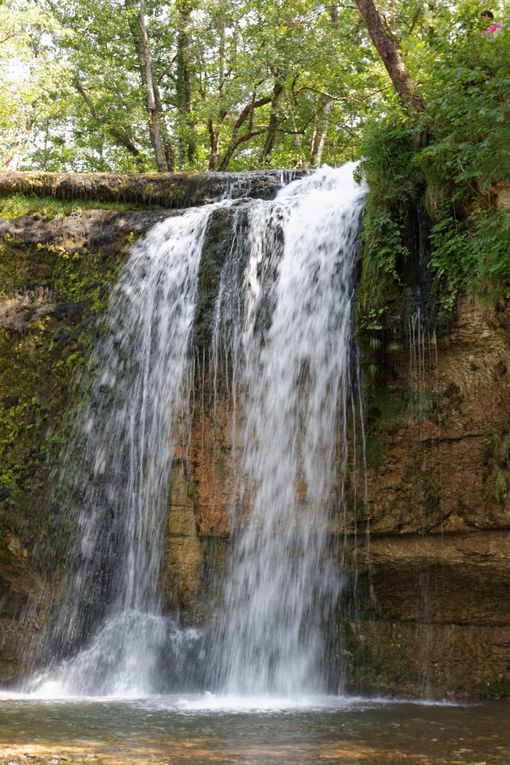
[31,205,219,696]
[210,165,367,695]
[28,164,366,700]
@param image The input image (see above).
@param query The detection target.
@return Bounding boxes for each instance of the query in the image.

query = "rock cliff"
[0,176,509,697]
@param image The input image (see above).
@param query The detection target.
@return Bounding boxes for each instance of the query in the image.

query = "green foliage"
[1,0,392,171]
[419,23,510,193]
[356,114,419,372]
[358,114,417,290]
[415,20,510,303]
[1,0,508,179]
[358,6,510,321]
[0,1,68,171]
[429,205,510,307]
[0,194,137,220]
[492,425,510,502]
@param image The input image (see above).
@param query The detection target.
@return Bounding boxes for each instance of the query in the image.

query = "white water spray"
[31,205,219,696]
[28,165,366,700]
[212,165,367,695]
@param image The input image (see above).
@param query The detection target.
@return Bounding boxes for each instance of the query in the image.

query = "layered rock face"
[160,296,510,698]
[0,181,509,697]
[0,208,172,682]
[348,298,510,697]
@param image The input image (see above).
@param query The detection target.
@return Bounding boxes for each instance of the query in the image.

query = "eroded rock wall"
[1,188,509,698]
[348,297,510,697]
[0,209,170,682]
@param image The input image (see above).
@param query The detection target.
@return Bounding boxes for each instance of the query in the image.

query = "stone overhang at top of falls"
[0,170,304,210]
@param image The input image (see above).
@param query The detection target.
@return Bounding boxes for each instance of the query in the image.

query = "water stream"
[211,165,366,694]
[1,694,510,765]
[32,204,223,696]
[26,164,367,701]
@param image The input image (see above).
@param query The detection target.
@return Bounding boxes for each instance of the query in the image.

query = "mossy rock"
[0,209,168,566]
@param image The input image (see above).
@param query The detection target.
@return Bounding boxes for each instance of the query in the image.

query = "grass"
[0,193,148,220]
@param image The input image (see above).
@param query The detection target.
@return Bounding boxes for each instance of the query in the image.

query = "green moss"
[420,470,441,523]
[0,233,128,301]
[0,227,135,561]
[490,425,510,502]
[365,434,384,470]
[371,388,406,435]
[487,681,510,698]
[0,193,145,220]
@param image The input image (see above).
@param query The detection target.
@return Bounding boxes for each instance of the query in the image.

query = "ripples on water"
[0,694,509,764]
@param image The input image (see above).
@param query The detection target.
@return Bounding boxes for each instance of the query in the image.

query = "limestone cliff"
[347,297,510,697]
[161,295,510,699]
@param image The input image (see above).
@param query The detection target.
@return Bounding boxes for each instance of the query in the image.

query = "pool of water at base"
[0,693,508,765]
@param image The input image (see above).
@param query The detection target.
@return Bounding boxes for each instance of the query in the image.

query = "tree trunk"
[176,0,195,165]
[74,77,146,171]
[259,81,284,164]
[208,110,226,171]
[218,93,272,171]
[289,76,307,168]
[219,128,266,171]
[330,3,339,31]
[354,0,425,113]
[207,20,228,171]
[309,98,331,168]
[125,0,169,171]
[3,106,35,170]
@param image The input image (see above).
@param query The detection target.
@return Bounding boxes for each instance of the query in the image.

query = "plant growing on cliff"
[0,194,136,220]
[358,3,510,316]
[357,114,415,279]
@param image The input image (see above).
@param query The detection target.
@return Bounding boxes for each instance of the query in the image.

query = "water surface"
[1,694,508,764]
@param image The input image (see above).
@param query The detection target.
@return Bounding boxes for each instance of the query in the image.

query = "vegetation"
[2,1,507,303]
[0,193,139,219]
[0,0,391,172]
[421,23,510,305]
[0,224,134,556]
[358,6,510,316]
[0,3,507,343]
[1,0,509,550]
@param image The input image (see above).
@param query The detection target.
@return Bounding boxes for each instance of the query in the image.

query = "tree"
[354,0,425,114]
[8,0,472,172]
[125,0,171,171]
[0,1,67,169]
[175,0,195,164]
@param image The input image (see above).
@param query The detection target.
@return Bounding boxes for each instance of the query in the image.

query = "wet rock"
[167,295,510,697]
[1,182,510,699]
[0,288,59,332]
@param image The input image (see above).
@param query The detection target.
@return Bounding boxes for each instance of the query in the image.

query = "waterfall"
[29,164,366,699]
[32,205,219,696]
[211,165,367,695]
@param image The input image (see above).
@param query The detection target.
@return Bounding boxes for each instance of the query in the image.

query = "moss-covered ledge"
[0,170,301,210]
